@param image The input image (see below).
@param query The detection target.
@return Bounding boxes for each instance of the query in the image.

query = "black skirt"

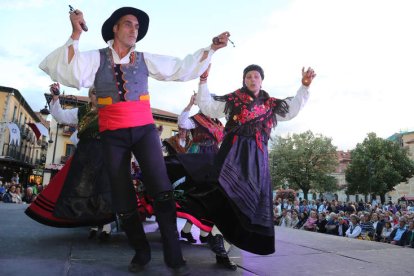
[25,138,115,227]
[165,141,275,255]
[53,138,115,221]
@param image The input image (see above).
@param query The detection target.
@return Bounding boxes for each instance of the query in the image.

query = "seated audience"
[345,215,362,238]
[388,217,409,246]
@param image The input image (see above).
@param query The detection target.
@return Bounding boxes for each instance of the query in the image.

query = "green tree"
[269,130,338,200]
[345,132,414,203]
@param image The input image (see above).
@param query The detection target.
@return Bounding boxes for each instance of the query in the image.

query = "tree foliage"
[269,130,338,199]
[345,132,414,202]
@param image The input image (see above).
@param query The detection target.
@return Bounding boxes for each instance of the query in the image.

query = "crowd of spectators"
[0,174,42,204]
[273,197,414,248]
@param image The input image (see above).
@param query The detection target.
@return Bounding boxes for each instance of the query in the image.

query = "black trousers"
[101,124,172,213]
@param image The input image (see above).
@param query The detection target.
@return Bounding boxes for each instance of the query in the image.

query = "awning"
[0,156,35,169]
[44,163,65,170]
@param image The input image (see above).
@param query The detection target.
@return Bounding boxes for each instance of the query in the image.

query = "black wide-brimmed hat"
[101,7,149,43]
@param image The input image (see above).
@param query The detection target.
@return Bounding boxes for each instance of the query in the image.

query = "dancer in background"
[25,84,114,235]
[176,93,224,245]
[162,127,192,156]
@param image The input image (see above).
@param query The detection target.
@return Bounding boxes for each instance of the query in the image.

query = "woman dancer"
[25,84,115,230]
[169,64,315,255]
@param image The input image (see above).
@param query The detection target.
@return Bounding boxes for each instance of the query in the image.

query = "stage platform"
[0,203,413,275]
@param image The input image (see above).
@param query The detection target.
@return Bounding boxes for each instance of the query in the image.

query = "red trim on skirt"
[25,157,83,227]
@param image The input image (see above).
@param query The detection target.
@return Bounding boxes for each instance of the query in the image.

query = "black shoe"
[199,235,208,243]
[128,253,150,273]
[119,210,151,272]
[216,255,237,271]
[180,230,196,243]
[167,261,190,276]
[128,245,152,273]
[88,230,97,239]
[207,234,227,257]
[128,262,146,273]
[98,232,111,242]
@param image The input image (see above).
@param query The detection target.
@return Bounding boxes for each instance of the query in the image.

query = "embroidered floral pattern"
[77,105,100,139]
[221,89,282,151]
[192,113,224,143]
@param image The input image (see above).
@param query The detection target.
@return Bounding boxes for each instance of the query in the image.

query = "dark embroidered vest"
[94,48,149,108]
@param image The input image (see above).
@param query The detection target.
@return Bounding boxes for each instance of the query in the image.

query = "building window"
[19,112,23,126]
[12,106,17,122]
[65,144,76,157]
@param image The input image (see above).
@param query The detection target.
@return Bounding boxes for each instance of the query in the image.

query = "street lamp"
[40,104,50,116]
[51,123,59,164]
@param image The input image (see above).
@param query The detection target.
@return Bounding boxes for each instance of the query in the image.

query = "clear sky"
[1,0,414,151]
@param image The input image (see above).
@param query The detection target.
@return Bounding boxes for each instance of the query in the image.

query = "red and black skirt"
[25,139,116,227]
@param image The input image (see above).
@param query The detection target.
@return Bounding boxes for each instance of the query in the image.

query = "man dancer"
[39,6,229,274]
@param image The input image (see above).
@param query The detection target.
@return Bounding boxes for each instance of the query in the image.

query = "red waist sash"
[98,101,154,132]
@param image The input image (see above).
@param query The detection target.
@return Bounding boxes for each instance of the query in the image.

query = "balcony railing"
[1,143,47,166]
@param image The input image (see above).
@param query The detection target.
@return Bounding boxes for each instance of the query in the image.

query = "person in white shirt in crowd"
[278,209,292,227]
[345,214,362,238]
[273,198,282,225]
[407,203,414,212]
[388,217,410,246]
[308,200,317,212]
[318,200,326,213]
[290,210,300,228]
[381,221,393,242]
[371,197,378,208]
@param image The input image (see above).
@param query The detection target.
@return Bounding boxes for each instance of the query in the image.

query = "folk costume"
[171,65,310,255]
[25,99,114,227]
[39,7,216,271]
[162,132,192,156]
[175,108,224,240]
[174,108,238,269]
[178,111,224,154]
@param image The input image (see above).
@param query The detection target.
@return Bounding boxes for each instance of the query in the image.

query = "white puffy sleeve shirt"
[196,83,310,121]
[177,110,197,129]
[39,38,215,90]
[49,99,79,125]
[49,99,80,145]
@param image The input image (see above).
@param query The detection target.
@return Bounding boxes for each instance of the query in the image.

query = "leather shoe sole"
[168,263,190,276]
[128,263,146,273]
[216,255,237,271]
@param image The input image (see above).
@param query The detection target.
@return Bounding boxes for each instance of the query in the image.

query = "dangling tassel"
[232,135,238,145]
[255,132,263,152]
